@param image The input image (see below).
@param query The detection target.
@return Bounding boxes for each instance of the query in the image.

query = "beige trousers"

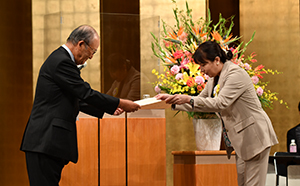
[236,147,271,186]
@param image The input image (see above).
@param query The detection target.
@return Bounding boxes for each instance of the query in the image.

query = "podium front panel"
[173,151,238,186]
[60,110,166,186]
[100,118,126,186]
[60,118,98,186]
[127,117,166,186]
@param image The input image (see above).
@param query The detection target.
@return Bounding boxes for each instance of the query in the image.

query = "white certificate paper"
[134,97,170,109]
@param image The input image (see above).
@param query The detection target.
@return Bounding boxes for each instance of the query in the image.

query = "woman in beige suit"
[156,41,278,186]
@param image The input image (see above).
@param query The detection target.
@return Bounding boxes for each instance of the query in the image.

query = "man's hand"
[155,94,191,105]
[113,108,124,115]
[118,99,141,112]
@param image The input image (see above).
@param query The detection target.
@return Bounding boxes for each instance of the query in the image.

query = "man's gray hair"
[67,25,97,45]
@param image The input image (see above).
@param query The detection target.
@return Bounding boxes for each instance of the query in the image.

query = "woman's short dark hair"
[193,41,233,64]
[108,53,131,71]
[67,25,97,45]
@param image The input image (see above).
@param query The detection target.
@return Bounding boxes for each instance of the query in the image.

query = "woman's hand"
[155,94,171,101]
[155,94,191,105]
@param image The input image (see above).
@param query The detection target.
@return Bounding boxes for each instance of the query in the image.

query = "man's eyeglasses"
[84,41,97,55]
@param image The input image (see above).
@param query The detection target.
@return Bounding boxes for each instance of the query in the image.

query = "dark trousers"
[25,151,69,186]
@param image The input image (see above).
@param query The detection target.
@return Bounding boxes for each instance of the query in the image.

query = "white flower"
[195,76,204,85]
[244,63,251,71]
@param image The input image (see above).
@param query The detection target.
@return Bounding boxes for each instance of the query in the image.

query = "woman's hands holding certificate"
[155,94,191,105]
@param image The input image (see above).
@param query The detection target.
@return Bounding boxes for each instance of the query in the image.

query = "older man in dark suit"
[20,25,140,186]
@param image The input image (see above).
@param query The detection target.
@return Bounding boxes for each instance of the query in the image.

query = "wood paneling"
[240,0,300,155]
[173,164,237,186]
[100,118,126,186]
[0,1,32,186]
[61,114,166,186]
[127,118,166,186]
[173,151,237,186]
[60,118,99,186]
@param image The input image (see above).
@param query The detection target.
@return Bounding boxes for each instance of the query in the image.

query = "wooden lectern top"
[172,150,236,156]
[172,150,236,165]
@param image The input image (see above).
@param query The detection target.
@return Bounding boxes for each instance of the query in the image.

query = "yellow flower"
[182,72,189,83]
[185,62,200,77]
[213,84,220,97]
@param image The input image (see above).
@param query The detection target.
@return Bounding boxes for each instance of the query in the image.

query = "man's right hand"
[118,99,141,112]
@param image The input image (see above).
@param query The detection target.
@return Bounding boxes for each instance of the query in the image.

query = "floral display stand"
[193,118,222,150]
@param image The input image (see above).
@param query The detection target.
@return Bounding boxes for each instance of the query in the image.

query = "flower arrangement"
[151,1,288,118]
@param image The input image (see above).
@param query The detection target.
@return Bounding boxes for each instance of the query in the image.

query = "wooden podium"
[172,151,238,186]
[60,109,166,186]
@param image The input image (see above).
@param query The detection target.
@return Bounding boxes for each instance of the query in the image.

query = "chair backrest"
[287,124,300,154]
[274,152,295,177]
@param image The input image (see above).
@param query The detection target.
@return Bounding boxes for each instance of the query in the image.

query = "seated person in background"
[106,53,140,101]
[287,101,300,154]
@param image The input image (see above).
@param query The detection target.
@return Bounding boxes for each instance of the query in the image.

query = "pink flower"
[204,74,210,80]
[180,58,189,69]
[175,73,183,80]
[244,63,251,71]
[170,65,180,75]
[163,40,171,47]
[155,85,161,93]
[195,76,204,85]
[251,76,259,84]
[256,87,263,96]
[184,51,192,57]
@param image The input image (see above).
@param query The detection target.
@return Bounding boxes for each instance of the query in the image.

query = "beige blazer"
[175,61,278,160]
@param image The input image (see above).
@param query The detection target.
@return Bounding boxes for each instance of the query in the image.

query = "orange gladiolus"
[165,56,177,64]
[192,26,199,34]
[169,31,177,39]
[255,65,264,71]
[257,74,263,79]
[177,27,184,36]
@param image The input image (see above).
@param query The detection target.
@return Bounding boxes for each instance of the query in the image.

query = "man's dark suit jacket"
[21,47,119,163]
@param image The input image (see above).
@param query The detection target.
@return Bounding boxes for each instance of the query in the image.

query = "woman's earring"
[217,62,219,65]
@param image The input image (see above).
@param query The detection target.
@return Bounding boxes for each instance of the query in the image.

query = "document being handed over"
[134,97,170,110]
